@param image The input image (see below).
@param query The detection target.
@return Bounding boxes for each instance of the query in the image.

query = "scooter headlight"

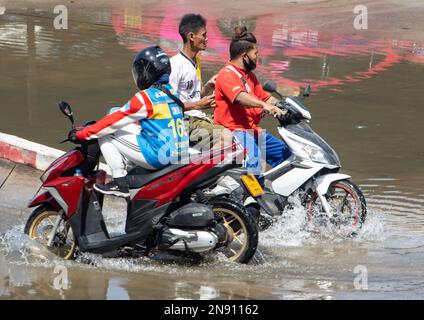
[301,144,328,164]
[288,136,331,164]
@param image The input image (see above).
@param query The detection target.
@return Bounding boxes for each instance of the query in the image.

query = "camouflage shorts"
[185,116,226,149]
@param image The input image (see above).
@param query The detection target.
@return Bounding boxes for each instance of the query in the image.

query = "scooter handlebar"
[275,99,303,125]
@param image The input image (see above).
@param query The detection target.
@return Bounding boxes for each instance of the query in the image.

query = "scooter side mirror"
[303,85,311,97]
[263,80,284,100]
[59,101,74,126]
[263,80,277,93]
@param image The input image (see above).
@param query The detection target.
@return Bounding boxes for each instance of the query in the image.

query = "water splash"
[0,195,385,276]
[260,195,313,247]
[0,224,62,266]
[259,194,385,248]
[355,209,386,242]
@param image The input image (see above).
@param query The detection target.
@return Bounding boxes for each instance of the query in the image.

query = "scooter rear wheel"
[210,199,258,264]
[24,205,77,260]
[306,180,367,232]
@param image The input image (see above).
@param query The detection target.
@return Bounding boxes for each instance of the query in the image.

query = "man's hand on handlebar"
[263,103,286,118]
[68,127,84,144]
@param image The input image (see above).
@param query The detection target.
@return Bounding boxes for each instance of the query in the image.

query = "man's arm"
[76,93,150,141]
[170,58,215,110]
[200,75,218,98]
[265,95,278,105]
[216,69,283,117]
[251,73,279,106]
[235,92,284,117]
[184,95,215,111]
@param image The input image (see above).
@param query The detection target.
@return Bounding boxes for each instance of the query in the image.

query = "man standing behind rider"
[169,13,230,150]
[214,26,291,174]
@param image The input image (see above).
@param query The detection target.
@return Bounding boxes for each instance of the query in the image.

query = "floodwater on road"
[1,0,424,299]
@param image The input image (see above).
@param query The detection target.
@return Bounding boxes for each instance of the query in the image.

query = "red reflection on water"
[111,8,423,93]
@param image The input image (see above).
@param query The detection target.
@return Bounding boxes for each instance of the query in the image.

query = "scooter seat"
[125,146,234,189]
[126,164,186,189]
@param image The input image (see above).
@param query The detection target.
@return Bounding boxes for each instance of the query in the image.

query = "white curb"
[0,132,111,175]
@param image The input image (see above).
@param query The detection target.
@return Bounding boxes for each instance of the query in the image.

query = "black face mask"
[243,54,257,71]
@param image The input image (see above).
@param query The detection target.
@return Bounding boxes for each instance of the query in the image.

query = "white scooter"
[210,82,367,232]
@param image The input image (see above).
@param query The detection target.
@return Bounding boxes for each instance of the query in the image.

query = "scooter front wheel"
[24,205,77,260]
[306,179,367,232]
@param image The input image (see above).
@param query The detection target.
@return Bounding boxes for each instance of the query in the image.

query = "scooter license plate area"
[241,174,264,197]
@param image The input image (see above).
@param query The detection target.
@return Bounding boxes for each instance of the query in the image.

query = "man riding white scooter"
[212,28,367,231]
[214,26,291,175]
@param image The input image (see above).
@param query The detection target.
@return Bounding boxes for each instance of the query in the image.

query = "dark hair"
[179,14,207,43]
[230,25,257,60]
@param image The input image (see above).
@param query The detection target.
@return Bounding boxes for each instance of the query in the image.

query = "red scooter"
[24,102,259,263]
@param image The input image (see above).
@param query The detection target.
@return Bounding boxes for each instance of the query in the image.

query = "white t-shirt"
[169,52,207,119]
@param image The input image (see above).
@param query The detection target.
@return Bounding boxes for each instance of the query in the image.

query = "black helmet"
[132,46,171,90]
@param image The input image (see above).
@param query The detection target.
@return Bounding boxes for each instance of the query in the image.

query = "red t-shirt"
[214,63,271,134]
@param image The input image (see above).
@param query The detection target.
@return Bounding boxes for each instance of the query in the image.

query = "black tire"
[209,199,258,264]
[306,179,367,230]
[24,204,77,260]
[245,204,274,231]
